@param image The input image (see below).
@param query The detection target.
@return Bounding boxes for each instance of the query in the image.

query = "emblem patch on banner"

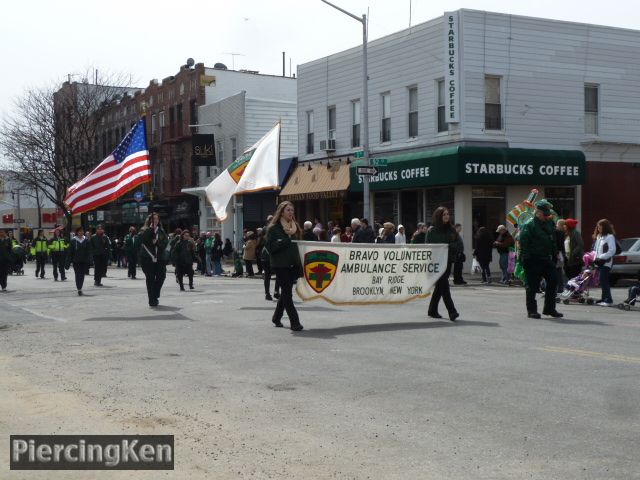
[227,148,255,184]
[304,251,339,293]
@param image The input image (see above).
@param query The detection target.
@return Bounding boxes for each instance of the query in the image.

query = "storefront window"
[374,192,394,225]
[425,187,454,226]
[544,187,576,219]
[472,187,505,237]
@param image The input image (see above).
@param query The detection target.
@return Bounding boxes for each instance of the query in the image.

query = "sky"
[2,0,640,118]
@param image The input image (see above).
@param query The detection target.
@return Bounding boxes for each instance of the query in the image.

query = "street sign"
[356,166,378,176]
[354,150,365,158]
[371,158,388,166]
[134,191,144,203]
[13,219,25,224]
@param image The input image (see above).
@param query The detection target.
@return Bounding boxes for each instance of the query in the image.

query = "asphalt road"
[1,265,638,479]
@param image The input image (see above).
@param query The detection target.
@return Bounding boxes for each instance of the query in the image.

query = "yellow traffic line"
[535,346,640,364]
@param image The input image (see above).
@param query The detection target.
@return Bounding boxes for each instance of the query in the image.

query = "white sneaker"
[596,301,613,307]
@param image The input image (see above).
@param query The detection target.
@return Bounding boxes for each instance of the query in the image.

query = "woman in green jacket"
[264,201,303,331]
[66,227,91,296]
[139,213,169,307]
[426,207,460,321]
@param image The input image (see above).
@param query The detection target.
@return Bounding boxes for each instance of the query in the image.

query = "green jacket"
[66,237,91,266]
[124,233,139,256]
[0,237,12,264]
[172,239,196,266]
[204,237,214,253]
[519,217,557,261]
[89,234,110,257]
[264,223,300,269]
[138,226,169,263]
[426,225,459,263]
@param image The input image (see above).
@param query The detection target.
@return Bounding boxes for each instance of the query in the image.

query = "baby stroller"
[10,244,26,275]
[558,251,599,305]
[617,282,639,311]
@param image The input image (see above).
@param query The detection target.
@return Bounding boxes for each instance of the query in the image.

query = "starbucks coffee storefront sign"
[350,146,586,191]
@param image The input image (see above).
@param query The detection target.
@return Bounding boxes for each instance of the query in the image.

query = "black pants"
[564,263,581,282]
[127,253,137,278]
[0,262,8,289]
[141,257,166,305]
[453,256,464,283]
[35,253,47,278]
[93,255,108,284]
[198,252,206,275]
[73,262,87,291]
[245,259,254,276]
[176,263,194,289]
[429,262,456,316]
[51,253,66,280]
[263,261,280,295]
[524,257,557,314]
[272,267,300,327]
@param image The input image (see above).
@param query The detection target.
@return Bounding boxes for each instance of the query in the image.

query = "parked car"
[610,237,640,285]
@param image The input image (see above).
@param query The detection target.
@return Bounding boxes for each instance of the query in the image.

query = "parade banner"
[295,241,449,305]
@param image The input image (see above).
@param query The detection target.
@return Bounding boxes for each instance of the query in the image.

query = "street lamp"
[320,0,371,220]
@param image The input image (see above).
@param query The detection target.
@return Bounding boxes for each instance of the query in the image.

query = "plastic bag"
[471,258,481,274]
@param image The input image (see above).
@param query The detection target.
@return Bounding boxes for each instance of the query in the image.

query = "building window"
[585,85,598,135]
[230,137,237,161]
[381,92,391,142]
[158,110,165,142]
[472,187,505,238]
[306,111,314,154]
[408,87,418,137]
[216,140,224,167]
[485,76,502,130]
[151,114,158,145]
[327,106,336,141]
[351,100,361,148]
[437,80,448,133]
[190,99,198,132]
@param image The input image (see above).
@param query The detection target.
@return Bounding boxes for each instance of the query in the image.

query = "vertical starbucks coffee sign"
[295,242,448,305]
[444,11,460,123]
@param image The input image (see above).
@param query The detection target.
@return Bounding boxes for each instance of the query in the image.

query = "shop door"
[472,187,505,239]
[400,190,419,238]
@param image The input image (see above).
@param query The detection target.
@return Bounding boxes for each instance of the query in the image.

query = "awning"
[279,161,351,201]
[350,146,586,191]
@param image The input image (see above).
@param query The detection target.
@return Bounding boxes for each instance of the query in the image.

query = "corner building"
[295,9,640,261]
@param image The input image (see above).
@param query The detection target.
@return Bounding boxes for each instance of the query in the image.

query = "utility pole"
[320,0,370,220]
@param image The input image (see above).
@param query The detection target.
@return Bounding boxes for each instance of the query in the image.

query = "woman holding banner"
[426,207,460,321]
[265,201,303,331]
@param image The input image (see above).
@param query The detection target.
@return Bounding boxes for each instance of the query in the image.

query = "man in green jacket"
[519,200,563,319]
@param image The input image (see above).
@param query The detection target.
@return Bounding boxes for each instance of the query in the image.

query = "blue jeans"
[626,285,639,303]
[205,252,213,275]
[499,252,509,282]
[599,266,613,303]
[213,259,222,276]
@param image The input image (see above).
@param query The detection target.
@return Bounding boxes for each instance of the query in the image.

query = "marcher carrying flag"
[64,118,151,214]
[205,122,280,221]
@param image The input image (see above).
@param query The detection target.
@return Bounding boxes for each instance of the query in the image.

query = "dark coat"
[426,224,459,264]
[494,231,514,254]
[353,226,376,243]
[519,217,557,261]
[474,234,494,265]
[566,229,584,267]
[302,230,317,241]
[90,234,110,257]
[139,226,169,263]
[172,239,196,267]
[265,223,300,269]
[66,237,91,267]
[0,237,11,264]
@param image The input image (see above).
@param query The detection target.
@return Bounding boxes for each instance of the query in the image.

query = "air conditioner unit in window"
[320,139,336,152]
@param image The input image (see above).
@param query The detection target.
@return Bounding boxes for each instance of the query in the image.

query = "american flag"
[64,118,151,214]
